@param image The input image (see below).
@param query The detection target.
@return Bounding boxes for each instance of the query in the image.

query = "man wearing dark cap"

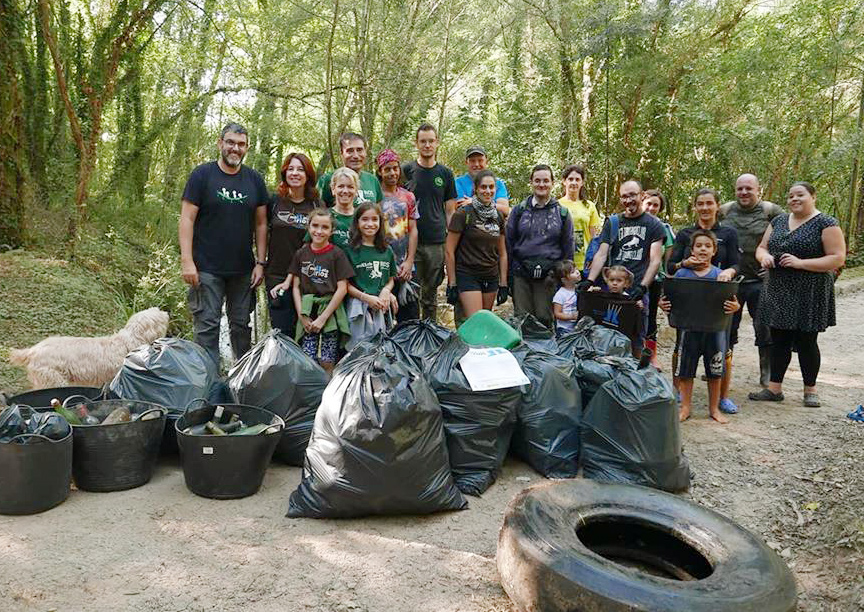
[455,145,510,217]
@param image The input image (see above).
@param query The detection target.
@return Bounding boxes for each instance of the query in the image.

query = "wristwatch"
[255,260,268,267]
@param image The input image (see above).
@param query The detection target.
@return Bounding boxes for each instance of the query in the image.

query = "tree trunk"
[0,0,28,247]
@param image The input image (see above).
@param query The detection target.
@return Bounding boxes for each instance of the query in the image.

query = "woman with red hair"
[266,153,322,333]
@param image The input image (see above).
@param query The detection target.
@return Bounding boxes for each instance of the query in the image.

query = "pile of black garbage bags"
[104,315,690,519]
[287,316,690,518]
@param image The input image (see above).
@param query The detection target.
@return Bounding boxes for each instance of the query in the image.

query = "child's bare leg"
[720,350,733,400]
[671,350,680,392]
[707,377,728,424]
[678,378,694,421]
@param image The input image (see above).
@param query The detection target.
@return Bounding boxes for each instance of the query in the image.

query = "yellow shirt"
[559,197,601,269]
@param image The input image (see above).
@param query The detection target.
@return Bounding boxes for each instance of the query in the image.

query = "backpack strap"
[606,213,620,268]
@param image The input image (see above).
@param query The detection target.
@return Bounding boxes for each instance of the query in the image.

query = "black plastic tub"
[67,399,167,492]
[176,402,284,500]
[6,386,113,409]
[0,412,73,515]
[663,277,740,332]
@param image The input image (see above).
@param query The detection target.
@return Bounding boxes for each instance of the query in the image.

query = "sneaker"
[803,393,821,408]
[748,388,784,402]
[848,405,864,422]
[719,398,739,414]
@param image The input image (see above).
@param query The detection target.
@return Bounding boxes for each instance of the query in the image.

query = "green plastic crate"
[457,310,521,349]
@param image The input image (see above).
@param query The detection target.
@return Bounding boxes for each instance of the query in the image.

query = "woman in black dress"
[750,182,846,407]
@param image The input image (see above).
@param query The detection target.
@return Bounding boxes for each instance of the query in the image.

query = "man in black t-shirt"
[581,180,665,357]
[179,122,269,366]
[401,123,458,322]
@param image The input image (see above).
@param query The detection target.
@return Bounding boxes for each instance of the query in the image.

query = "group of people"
[179,122,846,416]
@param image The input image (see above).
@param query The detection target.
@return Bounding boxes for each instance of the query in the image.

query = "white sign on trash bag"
[458,347,530,391]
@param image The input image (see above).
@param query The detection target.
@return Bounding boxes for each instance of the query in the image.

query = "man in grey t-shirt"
[719,173,783,391]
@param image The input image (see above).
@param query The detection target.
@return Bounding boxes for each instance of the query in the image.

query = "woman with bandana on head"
[376,148,420,321]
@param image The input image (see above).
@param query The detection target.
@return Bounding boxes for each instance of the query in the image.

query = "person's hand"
[181,260,199,287]
[659,296,672,312]
[758,252,775,269]
[364,293,387,311]
[269,279,291,299]
[635,300,644,310]
[309,316,327,333]
[446,286,459,305]
[388,293,399,314]
[300,315,313,333]
[379,287,393,308]
[576,279,593,292]
[723,295,741,314]
[717,269,736,282]
[778,253,803,269]
[587,286,601,292]
[496,285,509,306]
[397,259,414,281]
[250,263,265,288]
[456,196,471,209]
[680,256,700,269]
[629,284,647,302]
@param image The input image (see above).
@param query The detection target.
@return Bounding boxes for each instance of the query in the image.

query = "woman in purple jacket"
[505,164,575,330]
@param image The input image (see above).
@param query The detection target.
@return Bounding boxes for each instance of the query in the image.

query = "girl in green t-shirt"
[344,202,398,348]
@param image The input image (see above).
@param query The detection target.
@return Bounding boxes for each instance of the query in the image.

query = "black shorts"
[456,272,498,294]
[674,329,728,380]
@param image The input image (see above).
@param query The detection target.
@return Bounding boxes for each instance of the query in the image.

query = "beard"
[221,149,243,168]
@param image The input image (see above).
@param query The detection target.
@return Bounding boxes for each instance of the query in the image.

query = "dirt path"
[2,287,863,611]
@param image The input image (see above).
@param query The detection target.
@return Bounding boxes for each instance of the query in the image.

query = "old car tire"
[497,479,796,612]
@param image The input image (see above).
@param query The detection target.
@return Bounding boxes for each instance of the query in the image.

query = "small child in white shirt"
[552,261,581,336]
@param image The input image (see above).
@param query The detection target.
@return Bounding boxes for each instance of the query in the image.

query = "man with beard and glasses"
[580,180,665,358]
[179,122,269,365]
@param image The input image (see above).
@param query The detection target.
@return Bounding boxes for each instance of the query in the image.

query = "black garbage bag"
[557,316,631,360]
[287,341,467,518]
[424,335,521,496]
[227,330,329,465]
[580,367,691,492]
[506,314,558,354]
[573,355,639,407]
[387,319,452,368]
[0,405,71,443]
[109,338,230,412]
[511,347,582,478]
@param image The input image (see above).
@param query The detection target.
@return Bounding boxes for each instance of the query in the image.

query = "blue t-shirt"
[674,265,721,280]
[455,174,509,200]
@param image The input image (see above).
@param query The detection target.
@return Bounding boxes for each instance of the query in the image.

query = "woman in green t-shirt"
[329,167,359,250]
[558,165,601,270]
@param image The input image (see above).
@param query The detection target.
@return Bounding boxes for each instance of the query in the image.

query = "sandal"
[803,393,821,408]
[719,398,739,414]
[748,388,784,402]
[847,405,864,423]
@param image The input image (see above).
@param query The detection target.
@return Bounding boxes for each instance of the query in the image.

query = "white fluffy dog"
[9,307,170,389]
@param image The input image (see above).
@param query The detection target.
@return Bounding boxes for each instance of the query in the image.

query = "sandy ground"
[2,285,864,612]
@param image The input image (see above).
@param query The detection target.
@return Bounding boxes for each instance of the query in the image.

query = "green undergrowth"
[0,250,128,392]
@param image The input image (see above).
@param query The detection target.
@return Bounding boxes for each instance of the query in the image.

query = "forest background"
[2,0,864,339]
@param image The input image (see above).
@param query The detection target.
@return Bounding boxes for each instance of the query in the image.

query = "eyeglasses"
[223,139,248,150]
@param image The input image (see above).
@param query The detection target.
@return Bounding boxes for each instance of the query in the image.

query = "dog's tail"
[8,348,32,367]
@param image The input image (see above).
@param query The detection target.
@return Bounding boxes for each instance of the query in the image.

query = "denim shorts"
[456,272,498,294]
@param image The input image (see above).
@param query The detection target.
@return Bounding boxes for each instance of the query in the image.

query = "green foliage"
[0,249,128,391]
[129,242,192,338]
